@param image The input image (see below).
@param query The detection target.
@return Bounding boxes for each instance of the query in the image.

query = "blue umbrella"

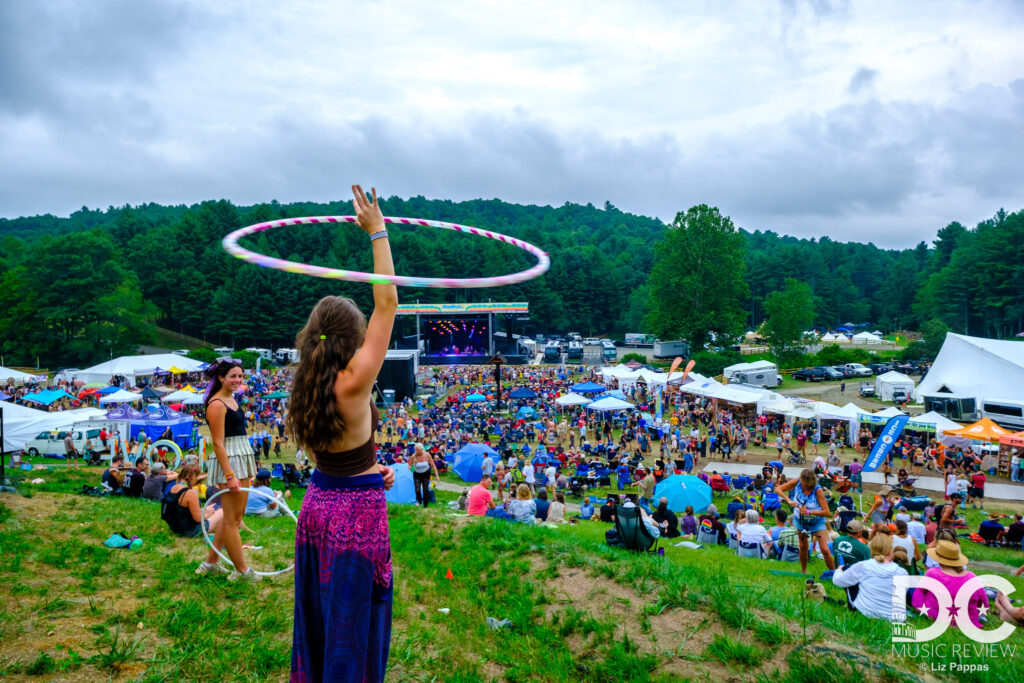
[384,463,417,505]
[653,474,712,513]
[465,393,487,403]
[509,387,537,399]
[98,386,122,395]
[452,443,499,483]
[571,381,607,393]
[516,406,537,419]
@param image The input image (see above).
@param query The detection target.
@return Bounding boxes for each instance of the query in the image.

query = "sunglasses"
[216,357,243,365]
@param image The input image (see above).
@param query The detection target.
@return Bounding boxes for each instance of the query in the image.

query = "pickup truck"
[843,363,873,377]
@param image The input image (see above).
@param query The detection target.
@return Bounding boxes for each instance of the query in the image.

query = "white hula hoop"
[201,486,298,577]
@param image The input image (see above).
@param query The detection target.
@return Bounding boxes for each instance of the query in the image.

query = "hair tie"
[319,335,326,340]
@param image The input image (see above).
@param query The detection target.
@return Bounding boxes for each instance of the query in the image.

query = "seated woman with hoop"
[162,464,222,538]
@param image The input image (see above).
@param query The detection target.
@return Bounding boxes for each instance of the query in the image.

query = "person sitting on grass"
[993,592,1024,626]
[833,520,870,568]
[466,474,496,516]
[698,504,727,545]
[679,505,697,536]
[124,456,149,498]
[245,469,283,518]
[736,509,773,557]
[832,530,907,620]
[534,488,550,522]
[651,498,680,538]
[142,461,178,501]
[506,484,537,525]
[547,492,567,523]
[163,465,223,538]
[577,496,595,521]
[600,495,618,523]
[911,539,989,628]
[978,512,1005,545]
[101,454,125,493]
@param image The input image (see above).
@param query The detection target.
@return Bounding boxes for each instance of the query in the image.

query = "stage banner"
[863,415,909,473]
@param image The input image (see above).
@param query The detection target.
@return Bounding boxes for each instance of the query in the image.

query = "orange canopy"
[943,417,1012,442]
[999,430,1024,448]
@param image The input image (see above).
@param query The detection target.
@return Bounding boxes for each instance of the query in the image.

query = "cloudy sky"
[1,0,1022,247]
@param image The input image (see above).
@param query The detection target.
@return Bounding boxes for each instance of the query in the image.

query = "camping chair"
[696,520,720,546]
[271,463,284,480]
[728,528,739,550]
[774,529,801,563]
[613,506,658,553]
[737,539,766,559]
[733,475,751,490]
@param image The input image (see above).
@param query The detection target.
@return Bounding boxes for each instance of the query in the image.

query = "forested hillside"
[1,196,1021,366]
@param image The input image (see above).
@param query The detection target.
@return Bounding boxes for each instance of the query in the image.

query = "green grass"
[1,466,1022,681]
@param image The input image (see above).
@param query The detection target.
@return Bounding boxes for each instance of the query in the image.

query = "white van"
[25,428,105,457]
[213,346,235,355]
[981,399,1024,430]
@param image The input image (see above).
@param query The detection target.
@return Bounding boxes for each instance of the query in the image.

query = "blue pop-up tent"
[465,393,487,403]
[571,381,606,393]
[21,389,76,406]
[509,387,537,399]
[452,443,499,483]
[653,474,712,513]
[516,406,538,419]
[384,463,417,504]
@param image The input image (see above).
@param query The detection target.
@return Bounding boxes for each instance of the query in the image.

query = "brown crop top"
[313,402,380,477]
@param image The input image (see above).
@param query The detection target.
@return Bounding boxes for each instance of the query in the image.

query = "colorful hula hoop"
[201,487,298,577]
[222,215,550,288]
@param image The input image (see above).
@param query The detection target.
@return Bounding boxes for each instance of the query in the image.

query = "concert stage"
[394,302,531,365]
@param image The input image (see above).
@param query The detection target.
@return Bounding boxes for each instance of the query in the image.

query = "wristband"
[226,473,236,481]
[369,230,389,241]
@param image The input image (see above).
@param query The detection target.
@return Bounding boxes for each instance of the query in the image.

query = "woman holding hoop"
[777,469,836,575]
[289,185,397,683]
[195,357,258,581]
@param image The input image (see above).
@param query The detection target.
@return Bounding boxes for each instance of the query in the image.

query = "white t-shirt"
[907,520,926,545]
[892,534,916,560]
[481,457,495,476]
[523,464,535,484]
[737,523,772,545]
[832,560,908,620]
[544,466,557,485]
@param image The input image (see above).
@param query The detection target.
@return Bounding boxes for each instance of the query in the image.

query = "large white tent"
[915,333,1024,409]
[586,396,635,412]
[0,403,105,453]
[852,331,883,344]
[0,366,44,385]
[875,371,915,401]
[99,389,144,404]
[76,354,206,387]
[554,392,591,407]
[817,402,861,445]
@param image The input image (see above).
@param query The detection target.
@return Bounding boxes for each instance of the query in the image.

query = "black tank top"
[314,402,380,477]
[163,486,200,536]
[207,399,246,437]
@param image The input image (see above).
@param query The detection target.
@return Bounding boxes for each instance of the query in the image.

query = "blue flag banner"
[863,415,910,473]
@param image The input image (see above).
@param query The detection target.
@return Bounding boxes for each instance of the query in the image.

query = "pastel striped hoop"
[222,216,550,288]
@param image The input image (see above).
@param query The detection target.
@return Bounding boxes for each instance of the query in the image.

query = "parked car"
[817,366,845,380]
[25,428,104,457]
[892,388,911,403]
[868,363,892,375]
[793,367,828,382]
[831,365,856,378]
[843,363,874,377]
[858,382,876,398]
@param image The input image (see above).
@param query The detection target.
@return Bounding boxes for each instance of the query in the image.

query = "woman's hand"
[380,466,395,490]
[227,476,241,493]
[352,185,385,235]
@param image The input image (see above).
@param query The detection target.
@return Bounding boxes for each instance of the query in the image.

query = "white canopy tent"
[161,389,199,403]
[820,332,840,343]
[554,392,592,407]
[75,354,206,387]
[816,402,861,445]
[852,331,883,344]
[0,366,44,385]
[98,389,143,404]
[586,396,635,412]
[0,403,106,452]
[875,371,915,401]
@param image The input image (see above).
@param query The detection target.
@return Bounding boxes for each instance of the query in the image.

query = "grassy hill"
[1,468,1021,681]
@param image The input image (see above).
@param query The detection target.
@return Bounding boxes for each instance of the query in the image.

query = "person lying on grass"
[164,464,223,538]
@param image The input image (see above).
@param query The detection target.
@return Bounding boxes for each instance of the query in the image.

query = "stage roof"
[397,302,528,315]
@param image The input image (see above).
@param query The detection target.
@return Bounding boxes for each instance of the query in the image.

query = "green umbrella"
[263,391,290,399]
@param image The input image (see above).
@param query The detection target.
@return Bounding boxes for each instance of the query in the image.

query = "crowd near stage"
[393,302,531,366]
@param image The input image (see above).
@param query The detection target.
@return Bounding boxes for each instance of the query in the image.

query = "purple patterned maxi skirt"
[291,471,393,682]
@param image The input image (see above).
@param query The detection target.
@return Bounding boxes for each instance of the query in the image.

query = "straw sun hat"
[926,540,969,567]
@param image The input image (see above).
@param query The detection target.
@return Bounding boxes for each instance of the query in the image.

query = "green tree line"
[1,196,1020,366]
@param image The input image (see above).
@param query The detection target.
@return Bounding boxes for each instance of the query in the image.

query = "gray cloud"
[848,67,878,94]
